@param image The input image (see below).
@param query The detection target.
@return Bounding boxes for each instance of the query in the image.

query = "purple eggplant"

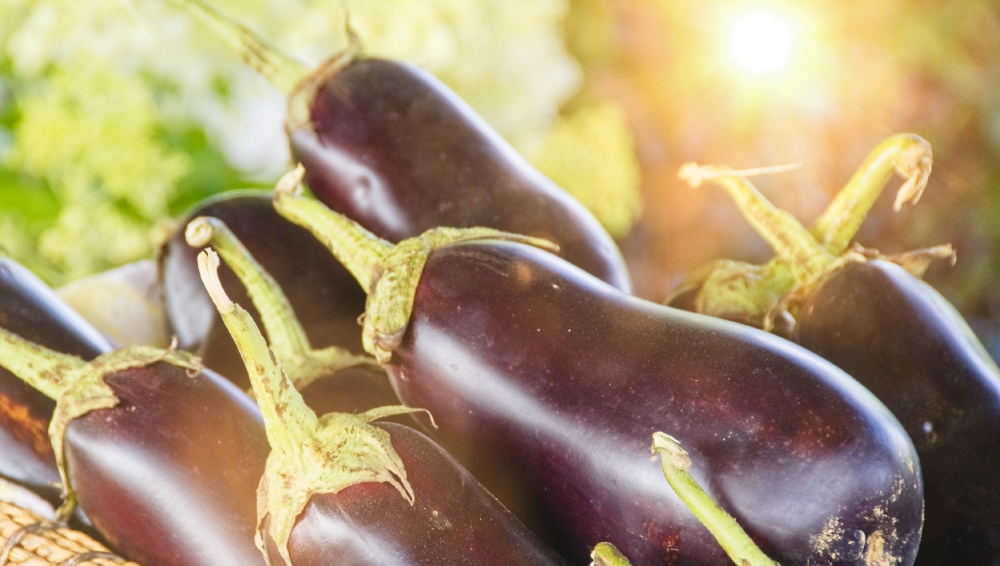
[171,0,633,293]
[0,257,112,506]
[667,141,1000,564]
[198,249,570,566]
[273,175,924,566]
[0,287,269,565]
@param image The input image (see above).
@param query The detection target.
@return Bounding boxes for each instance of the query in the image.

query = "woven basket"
[0,500,138,566]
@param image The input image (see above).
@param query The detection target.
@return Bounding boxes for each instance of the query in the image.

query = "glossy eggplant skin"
[382,241,923,566]
[63,361,269,566]
[289,58,633,293]
[0,258,112,504]
[265,423,569,566]
[795,260,1000,565]
[160,191,369,387]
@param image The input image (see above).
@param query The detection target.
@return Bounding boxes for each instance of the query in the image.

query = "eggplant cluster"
[1,1,997,565]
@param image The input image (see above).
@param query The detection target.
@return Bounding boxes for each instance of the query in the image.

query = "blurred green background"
[1,0,999,356]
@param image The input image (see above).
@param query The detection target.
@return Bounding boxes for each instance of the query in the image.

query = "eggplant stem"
[810,133,932,255]
[165,0,308,93]
[186,216,377,391]
[652,433,780,566]
[590,542,634,566]
[198,249,426,566]
[679,164,833,286]
[272,165,392,293]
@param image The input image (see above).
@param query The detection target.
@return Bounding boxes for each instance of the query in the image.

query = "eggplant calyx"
[50,342,201,520]
[651,432,780,566]
[362,226,559,363]
[272,166,559,363]
[166,0,309,94]
[186,215,378,392]
[666,258,794,329]
[286,30,362,133]
[199,250,428,566]
[590,542,633,566]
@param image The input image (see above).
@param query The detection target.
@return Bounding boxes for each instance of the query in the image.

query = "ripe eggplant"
[171,0,633,293]
[198,249,570,566]
[183,214,402,419]
[0,257,112,506]
[795,261,1000,564]
[159,190,368,391]
[669,150,1000,564]
[0,307,269,565]
[273,174,924,566]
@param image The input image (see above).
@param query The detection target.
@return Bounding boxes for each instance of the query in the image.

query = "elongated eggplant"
[669,149,1000,564]
[159,190,368,390]
[183,214,402,419]
[0,311,269,565]
[170,0,633,293]
[198,249,570,566]
[0,257,112,506]
[795,261,1000,564]
[273,172,924,566]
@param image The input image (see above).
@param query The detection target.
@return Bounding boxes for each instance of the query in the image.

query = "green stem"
[810,134,932,255]
[679,165,833,286]
[198,248,425,565]
[185,216,375,389]
[272,166,391,293]
[165,0,309,93]
[0,327,84,401]
[197,249,316,458]
[591,542,634,566]
[652,432,780,566]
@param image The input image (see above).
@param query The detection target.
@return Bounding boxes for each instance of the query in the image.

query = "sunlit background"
[1,0,999,356]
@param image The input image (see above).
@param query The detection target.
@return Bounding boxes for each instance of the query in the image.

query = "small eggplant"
[198,249,570,566]
[273,169,924,566]
[0,302,269,565]
[669,141,1000,564]
[171,0,633,293]
[183,214,401,419]
[0,257,112,506]
[159,190,368,390]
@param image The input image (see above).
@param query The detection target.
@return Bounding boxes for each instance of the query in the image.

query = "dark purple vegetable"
[171,0,633,293]
[667,140,1000,564]
[795,261,1000,565]
[199,249,570,566]
[273,178,924,566]
[159,190,368,391]
[0,301,269,565]
[0,257,112,506]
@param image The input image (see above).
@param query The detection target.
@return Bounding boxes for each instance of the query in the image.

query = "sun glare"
[729,10,797,76]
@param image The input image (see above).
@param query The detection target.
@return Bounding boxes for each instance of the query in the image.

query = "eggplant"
[0,293,270,565]
[0,257,112,506]
[183,214,403,420]
[198,249,570,566]
[668,144,1000,564]
[273,173,924,566]
[795,261,1000,564]
[172,0,633,293]
[159,190,369,391]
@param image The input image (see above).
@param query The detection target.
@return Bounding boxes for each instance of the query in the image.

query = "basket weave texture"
[0,501,138,566]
